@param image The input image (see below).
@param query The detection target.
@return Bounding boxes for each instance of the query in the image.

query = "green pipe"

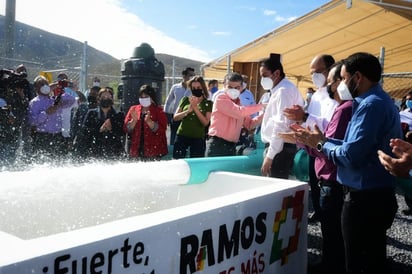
[184,150,263,184]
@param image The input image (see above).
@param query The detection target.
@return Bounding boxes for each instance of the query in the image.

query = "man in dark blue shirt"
[317,52,402,274]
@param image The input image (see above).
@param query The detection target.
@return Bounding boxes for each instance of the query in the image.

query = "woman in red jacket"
[124,84,168,160]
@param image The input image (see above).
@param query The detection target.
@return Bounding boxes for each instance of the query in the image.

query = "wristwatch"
[316,140,326,152]
[303,112,309,122]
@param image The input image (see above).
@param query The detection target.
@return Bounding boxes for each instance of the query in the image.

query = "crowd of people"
[281,52,409,274]
[1,51,411,274]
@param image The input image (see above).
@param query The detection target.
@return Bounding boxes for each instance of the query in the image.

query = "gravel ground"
[307,191,412,274]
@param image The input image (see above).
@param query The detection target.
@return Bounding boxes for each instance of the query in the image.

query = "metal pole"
[80,41,88,92]
[172,59,175,84]
[227,55,231,73]
[4,0,16,67]
[379,46,385,85]
[166,59,175,98]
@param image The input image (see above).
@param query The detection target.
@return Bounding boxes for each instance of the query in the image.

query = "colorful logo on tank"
[269,190,305,265]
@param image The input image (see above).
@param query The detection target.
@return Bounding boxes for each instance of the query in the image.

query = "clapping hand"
[378,138,412,178]
[283,105,305,122]
[294,124,324,149]
[100,118,112,132]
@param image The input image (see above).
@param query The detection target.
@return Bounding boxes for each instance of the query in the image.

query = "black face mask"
[191,89,203,97]
[347,76,358,98]
[19,71,28,78]
[100,98,113,108]
[326,84,334,99]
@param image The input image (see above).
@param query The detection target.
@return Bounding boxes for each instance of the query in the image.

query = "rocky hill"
[0,16,204,87]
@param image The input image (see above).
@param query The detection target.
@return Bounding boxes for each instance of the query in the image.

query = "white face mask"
[312,72,326,88]
[242,82,247,90]
[336,82,353,101]
[40,85,50,95]
[226,88,240,100]
[260,77,274,90]
[139,97,152,107]
[93,81,100,87]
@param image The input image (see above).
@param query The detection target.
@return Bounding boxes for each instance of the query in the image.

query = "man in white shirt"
[284,54,338,222]
[305,55,338,131]
[259,55,305,178]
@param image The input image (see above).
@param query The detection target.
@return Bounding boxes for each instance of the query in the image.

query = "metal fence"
[382,72,412,100]
[4,57,410,104]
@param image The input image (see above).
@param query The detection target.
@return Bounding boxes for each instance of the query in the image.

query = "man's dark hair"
[224,72,243,84]
[90,86,100,93]
[331,61,343,81]
[259,56,285,78]
[57,73,68,80]
[320,54,335,71]
[182,67,195,76]
[208,79,218,86]
[343,52,382,83]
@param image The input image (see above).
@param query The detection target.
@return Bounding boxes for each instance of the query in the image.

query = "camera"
[54,93,63,106]
[52,79,68,106]
[54,79,68,97]
[58,79,68,89]
[0,68,28,97]
[0,104,15,132]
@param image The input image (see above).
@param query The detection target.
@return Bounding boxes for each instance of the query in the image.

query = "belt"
[342,185,394,194]
[264,142,295,149]
[318,179,339,187]
[342,185,359,193]
[284,143,296,148]
[210,136,236,145]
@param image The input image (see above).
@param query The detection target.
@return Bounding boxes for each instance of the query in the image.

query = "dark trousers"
[268,143,296,179]
[205,136,236,157]
[309,155,321,216]
[319,181,345,273]
[404,195,412,210]
[166,113,180,145]
[32,132,65,159]
[341,187,398,274]
[0,135,19,167]
[173,135,205,159]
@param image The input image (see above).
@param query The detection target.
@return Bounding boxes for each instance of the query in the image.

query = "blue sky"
[1,0,330,62]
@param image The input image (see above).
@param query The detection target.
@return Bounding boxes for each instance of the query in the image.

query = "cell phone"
[290,123,304,131]
[54,93,62,106]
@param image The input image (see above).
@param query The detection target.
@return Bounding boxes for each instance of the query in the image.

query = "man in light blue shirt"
[163,67,194,145]
[317,52,402,274]
[239,75,256,108]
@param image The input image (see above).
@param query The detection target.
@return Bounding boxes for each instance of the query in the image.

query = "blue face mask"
[406,100,412,109]
[210,86,218,94]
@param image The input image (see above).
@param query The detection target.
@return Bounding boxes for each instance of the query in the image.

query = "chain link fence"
[383,72,412,100]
